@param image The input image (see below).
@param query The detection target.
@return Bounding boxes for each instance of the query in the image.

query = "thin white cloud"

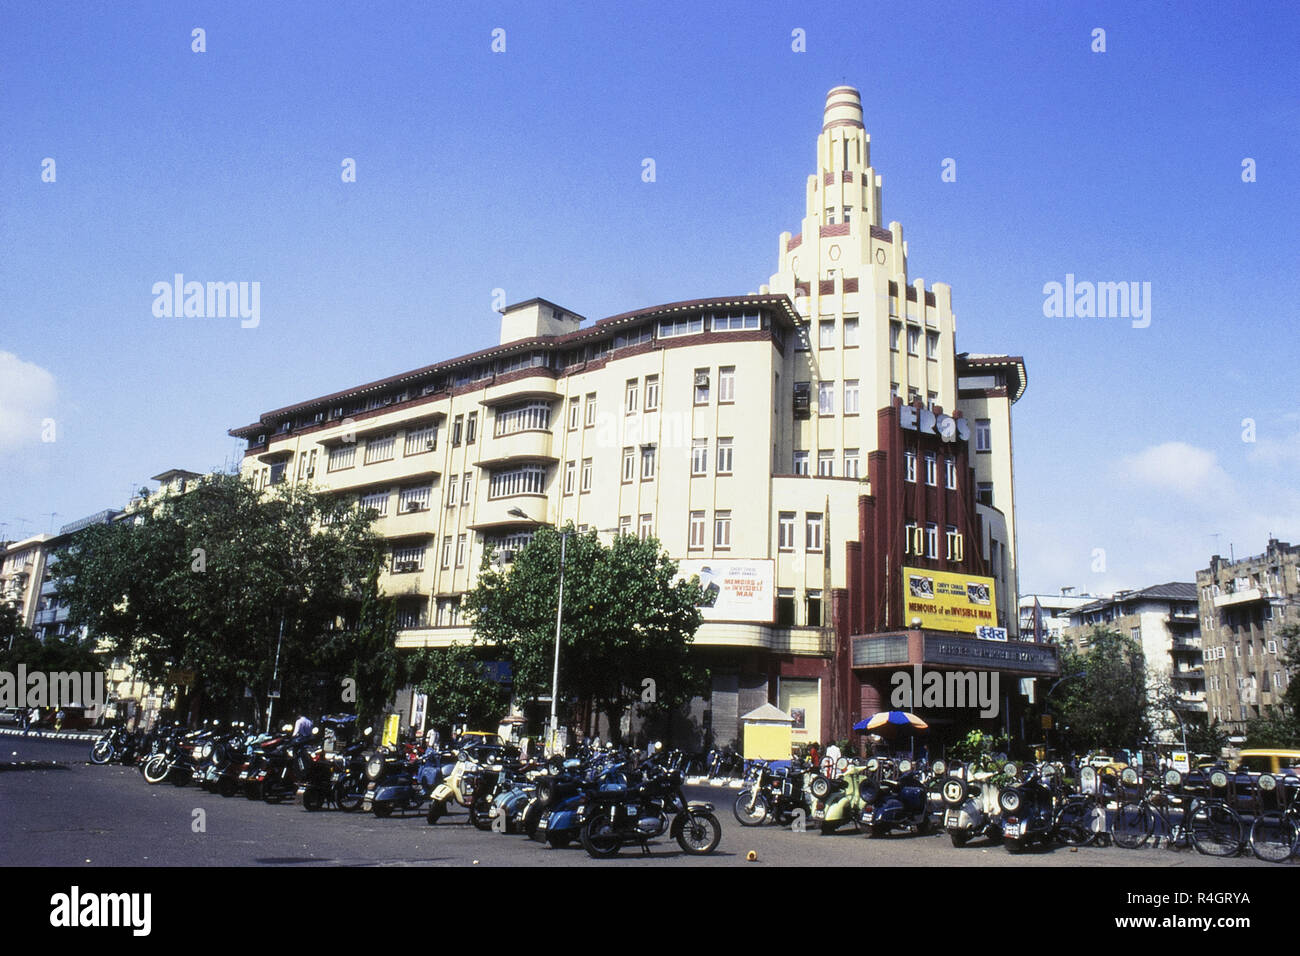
[1117,441,1235,500]
[0,352,57,451]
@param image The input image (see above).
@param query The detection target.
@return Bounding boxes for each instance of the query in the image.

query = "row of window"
[1205,640,1280,661]
[776,512,825,551]
[792,449,860,478]
[1208,671,1287,692]
[903,451,959,488]
[563,459,594,495]
[889,322,941,359]
[812,380,859,416]
[902,523,966,561]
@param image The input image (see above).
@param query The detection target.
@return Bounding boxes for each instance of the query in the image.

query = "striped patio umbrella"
[853,711,929,735]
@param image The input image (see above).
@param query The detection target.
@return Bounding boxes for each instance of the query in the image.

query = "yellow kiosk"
[741,703,794,761]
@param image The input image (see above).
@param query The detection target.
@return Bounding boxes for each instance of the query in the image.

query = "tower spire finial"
[823,86,863,132]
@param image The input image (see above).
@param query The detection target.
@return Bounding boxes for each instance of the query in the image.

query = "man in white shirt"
[293,714,314,739]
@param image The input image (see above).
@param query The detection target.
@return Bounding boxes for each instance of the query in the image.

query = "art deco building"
[228,88,1048,745]
[1197,539,1300,739]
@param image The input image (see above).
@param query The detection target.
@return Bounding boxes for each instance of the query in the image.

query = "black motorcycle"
[90,726,140,765]
[296,727,372,812]
[579,763,722,858]
[733,758,809,827]
[998,762,1057,853]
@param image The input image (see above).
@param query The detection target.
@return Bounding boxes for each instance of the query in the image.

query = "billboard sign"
[903,566,998,634]
[677,559,775,622]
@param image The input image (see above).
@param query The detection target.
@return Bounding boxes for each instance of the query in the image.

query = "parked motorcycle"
[734,758,809,827]
[866,758,939,837]
[817,760,875,834]
[365,744,443,818]
[90,726,140,766]
[940,760,1003,847]
[998,762,1058,853]
[579,762,723,857]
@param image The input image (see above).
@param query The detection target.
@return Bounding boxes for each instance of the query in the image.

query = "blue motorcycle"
[865,758,938,837]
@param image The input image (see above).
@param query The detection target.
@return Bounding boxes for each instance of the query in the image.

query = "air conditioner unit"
[695,371,710,387]
[405,502,423,513]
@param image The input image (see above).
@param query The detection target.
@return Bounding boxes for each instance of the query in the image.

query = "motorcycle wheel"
[246,781,264,800]
[676,812,722,855]
[1055,800,1100,847]
[522,803,542,839]
[426,800,445,825]
[580,813,622,858]
[372,801,394,818]
[142,755,169,785]
[335,780,364,813]
[90,740,113,765]
[733,790,770,827]
[870,822,890,838]
[218,777,238,798]
[916,814,933,836]
[949,830,969,848]
[263,785,283,804]
[1005,837,1026,854]
[470,798,495,832]
[303,788,325,812]
[1112,802,1152,850]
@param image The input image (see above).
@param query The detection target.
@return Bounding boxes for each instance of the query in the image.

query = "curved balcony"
[468,496,549,532]
[369,506,439,541]
[475,429,555,467]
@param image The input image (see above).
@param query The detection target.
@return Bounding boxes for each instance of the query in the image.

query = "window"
[618,515,631,536]
[975,419,992,453]
[794,326,810,351]
[926,331,939,360]
[717,438,734,475]
[890,382,899,402]
[945,458,957,489]
[495,401,551,436]
[585,394,597,426]
[465,412,477,445]
[904,522,921,554]
[976,481,993,506]
[645,375,659,411]
[844,449,860,479]
[462,471,472,505]
[694,369,710,405]
[927,391,938,409]
[446,474,458,507]
[806,590,823,627]
[487,465,546,498]
[925,523,938,559]
[924,453,937,486]
[691,439,709,476]
[564,460,576,495]
[711,311,761,331]
[824,207,836,224]
[843,206,852,223]
[456,534,467,567]
[778,512,796,550]
[890,322,901,352]
[625,379,639,415]
[364,433,396,464]
[404,423,437,456]
[818,381,835,415]
[718,367,736,403]
[715,511,732,548]
[689,512,706,549]
[441,536,452,569]
[622,447,635,483]
[777,589,796,626]
[452,415,463,446]
[360,489,389,516]
[907,326,920,355]
[658,315,705,338]
[819,321,835,349]
[638,513,654,541]
[641,446,656,480]
[844,380,859,415]
[398,485,430,512]
[945,526,964,561]
[793,451,810,475]
[580,458,592,493]
[818,450,834,477]
[391,544,424,572]
[269,461,286,485]
[806,513,823,551]
[568,397,580,430]
[904,450,917,483]
[844,317,859,347]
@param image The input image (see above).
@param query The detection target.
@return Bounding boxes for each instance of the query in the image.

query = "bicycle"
[1112,768,1245,857]
[1248,773,1299,863]
[1052,764,1106,847]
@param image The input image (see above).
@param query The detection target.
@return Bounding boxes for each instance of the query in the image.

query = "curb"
[0,728,100,742]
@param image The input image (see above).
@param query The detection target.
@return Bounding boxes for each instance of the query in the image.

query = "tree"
[51,473,396,726]
[1243,704,1299,749]
[1053,627,1150,753]
[1279,624,1300,715]
[1186,717,1230,757]
[407,644,510,733]
[0,600,100,675]
[463,526,705,743]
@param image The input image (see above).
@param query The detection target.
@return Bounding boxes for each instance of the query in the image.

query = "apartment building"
[1063,583,1206,742]
[1197,538,1300,738]
[228,87,1042,745]
[1018,590,1096,644]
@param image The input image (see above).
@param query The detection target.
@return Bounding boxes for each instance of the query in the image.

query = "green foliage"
[463,526,704,741]
[51,474,395,724]
[0,600,101,674]
[1243,704,1299,749]
[1054,627,1150,752]
[1186,717,1230,757]
[408,644,509,731]
[948,729,1011,770]
[1279,624,1300,715]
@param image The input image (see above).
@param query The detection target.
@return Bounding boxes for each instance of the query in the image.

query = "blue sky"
[2,1,1297,596]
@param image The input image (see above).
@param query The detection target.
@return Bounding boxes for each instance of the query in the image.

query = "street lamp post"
[1043,671,1086,759]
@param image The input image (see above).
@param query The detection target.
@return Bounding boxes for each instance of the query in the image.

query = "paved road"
[0,737,1273,868]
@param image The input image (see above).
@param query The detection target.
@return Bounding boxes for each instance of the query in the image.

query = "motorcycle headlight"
[999,789,1021,814]
[1210,771,1228,789]
[932,760,946,776]
[1121,768,1138,786]
[1258,773,1276,792]
[201,743,213,759]
[366,756,385,780]
[1164,769,1183,788]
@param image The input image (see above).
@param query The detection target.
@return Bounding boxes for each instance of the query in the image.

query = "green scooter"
[817,762,876,835]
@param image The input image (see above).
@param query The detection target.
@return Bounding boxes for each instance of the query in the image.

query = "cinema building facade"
[229,88,1056,747]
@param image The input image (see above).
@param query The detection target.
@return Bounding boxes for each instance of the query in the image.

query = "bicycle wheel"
[1188,801,1244,857]
[1055,798,1102,847]
[1249,812,1298,863]
[1112,802,1152,849]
